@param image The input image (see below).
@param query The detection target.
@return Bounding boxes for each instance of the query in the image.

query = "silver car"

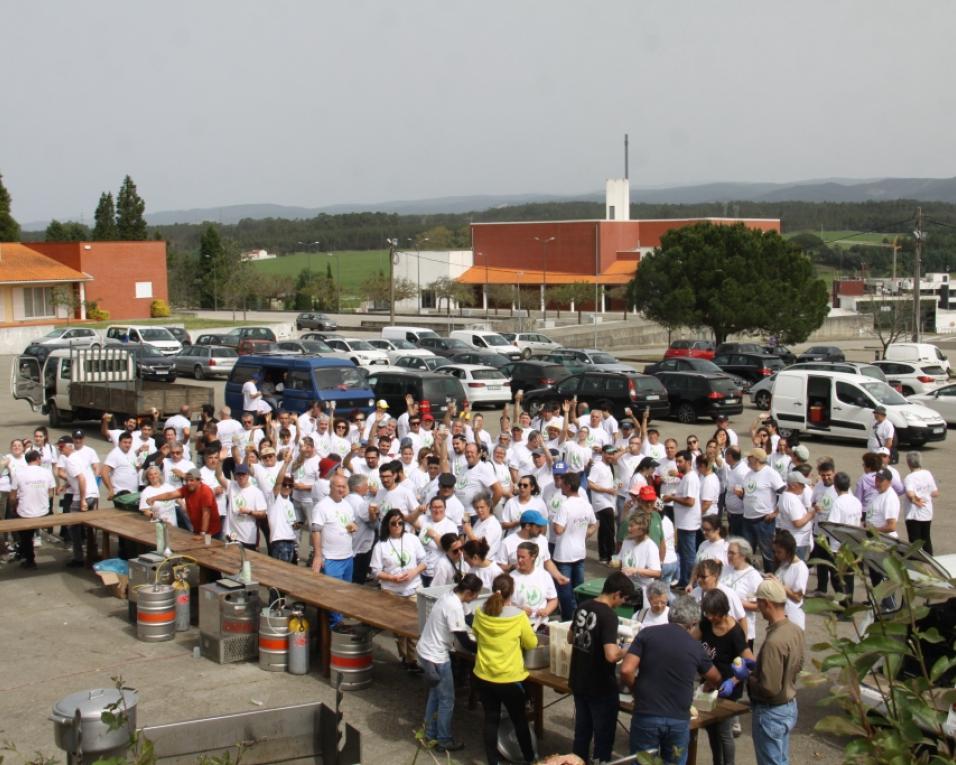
[173,345,238,380]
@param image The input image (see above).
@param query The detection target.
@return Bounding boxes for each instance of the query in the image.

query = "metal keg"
[221,591,257,636]
[136,585,176,642]
[329,620,373,691]
[258,607,290,672]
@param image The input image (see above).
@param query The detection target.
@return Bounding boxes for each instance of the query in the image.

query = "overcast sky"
[4,1,955,223]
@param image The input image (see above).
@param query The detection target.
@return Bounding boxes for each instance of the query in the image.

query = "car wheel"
[48,401,61,428]
[168,375,177,383]
[521,347,532,359]
[676,403,697,424]
[754,391,771,410]
[194,365,205,380]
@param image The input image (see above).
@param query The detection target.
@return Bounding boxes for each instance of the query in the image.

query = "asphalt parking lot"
[1,346,953,765]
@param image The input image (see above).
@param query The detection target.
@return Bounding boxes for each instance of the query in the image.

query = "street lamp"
[409,236,429,310]
[534,235,556,320]
[386,238,399,324]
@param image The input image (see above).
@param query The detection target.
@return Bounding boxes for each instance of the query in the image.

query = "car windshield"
[140,328,176,341]
[473,369,505,380]
[391,339,415,349]
[347,340,374,350]
[313,367,368,390]
[922,365,947,376]
[482,335,509,347]
[590,353,618,364]
[423,357,444,370]
[670,341,690,349]
[859,366,886,381]
[444,339,469,349]
[860,381,908,406]
[419,330,440,340]
[302,340,332,352]
[44,328,68,338]
[689,359,721,373]
[712,378,741,394]
[634,377,666,393]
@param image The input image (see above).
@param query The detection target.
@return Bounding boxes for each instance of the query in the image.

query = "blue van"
[225,355,374,415]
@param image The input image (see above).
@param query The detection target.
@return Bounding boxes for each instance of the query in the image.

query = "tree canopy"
[627,222,829,345]
[116,175,148,240]
[92,192,118,240]
[45,219,91,241]
[0,173,21,242]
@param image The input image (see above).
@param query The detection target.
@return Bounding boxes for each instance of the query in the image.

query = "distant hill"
[22,176,956,230]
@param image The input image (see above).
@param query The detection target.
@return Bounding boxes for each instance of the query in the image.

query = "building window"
[135,281,153,299]
[420,289,436,309]
[23,287,55,319]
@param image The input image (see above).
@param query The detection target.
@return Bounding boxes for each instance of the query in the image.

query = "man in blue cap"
[496,508,570,587]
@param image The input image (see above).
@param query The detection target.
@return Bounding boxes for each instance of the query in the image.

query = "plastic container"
[112,492,142,512]
[573,578,635,617]
[548,621,572,678]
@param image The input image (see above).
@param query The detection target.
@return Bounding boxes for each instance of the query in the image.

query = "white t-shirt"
[140,483,179,527]
[455,461,498,509]
[661,515,678,565]
[721,565,764,641]
[229,483,267,544]
[776,559,809,630]
[216,418,244,450]
[348,492,376,555]
[370,533,426,596]
[508,443,534,478]
[377,484,419,523]
[268,494,298,543]
[811,481,838,531]
[511,567,558,629]
[691,583,746,624]
[500,495,547,536]
[615,452,642,498]
[498,533,551,569]
[672,470,701,531]
[826,494,863,551]
[417,591,468,664]
[200,465,227,517]
[163,457,195,490]
[588,460,616,512]
[867,489,901,538]
[431,554,463,587]
[469,560,506,590]
[619,536,661,596]
[165,414,192,442]
[636,606,670,627]
[292,455,321,502]
[66,451,99,500]
[699,472,720,517]
[553,495,596,563]
[417,516,459,576]
[12,464,55,518]
[641,441,667,460]
[868,419,895,452]
[252,463,283,507]
[743,466,785,519]
[696,538,730,568]
[471,515,503,560]
[776,491,813,548]
[242,380,260,411]
[563,441,592,474]
[724,461,749,515]
[903,469,938,522]
[311,496,356,560]
[104,446,139,494]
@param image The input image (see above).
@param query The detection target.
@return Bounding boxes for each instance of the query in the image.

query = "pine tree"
[92,192,118,240]
[0,173,21,242]
[198,224,228,309]
[115,175,148,240]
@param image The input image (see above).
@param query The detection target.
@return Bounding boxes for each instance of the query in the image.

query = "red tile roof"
[0,243,91,283]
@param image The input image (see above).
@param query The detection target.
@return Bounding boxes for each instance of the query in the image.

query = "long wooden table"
[0,507,120,533]
[525,668,749,765]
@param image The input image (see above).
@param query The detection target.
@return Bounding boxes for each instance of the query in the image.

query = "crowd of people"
[0,390,941,765]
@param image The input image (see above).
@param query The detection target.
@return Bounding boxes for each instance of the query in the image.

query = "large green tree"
[92,192,118,240]
[45,219,91,241]
[627,222,829,344]
[115,175,148,240]
[197,224,230,309]
[0,172,21,242]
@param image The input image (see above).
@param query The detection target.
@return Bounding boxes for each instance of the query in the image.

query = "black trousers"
[596,508,615,562]
[812,538,834,593]
[352,549,373,583]
[18,529,35,564]
[905,519,933,555]
[473,675,535,765]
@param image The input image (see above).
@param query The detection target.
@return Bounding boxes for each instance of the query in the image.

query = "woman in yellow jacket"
[472,573,538,765]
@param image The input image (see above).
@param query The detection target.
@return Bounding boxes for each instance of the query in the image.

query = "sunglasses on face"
[389,520,404,527]
[518,482,532,488]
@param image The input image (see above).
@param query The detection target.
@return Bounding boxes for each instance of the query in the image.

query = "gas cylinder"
[172,568,191,632]
[287,603,310,675]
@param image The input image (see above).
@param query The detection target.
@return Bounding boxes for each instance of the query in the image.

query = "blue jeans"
[270,539,296,563]
[752,700,797,765]
[661,561,680,588]
[676,529,698,587]
[323,557,354,628]
[573,692,619,763]
[555,559,584,621]
[743,516,777,572]
[630,713,691,765]
[796,545,810,563]
[419,658,456,745]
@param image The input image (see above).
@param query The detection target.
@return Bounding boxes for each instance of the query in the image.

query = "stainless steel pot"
[523,633,550,670]
[51,688,138,755]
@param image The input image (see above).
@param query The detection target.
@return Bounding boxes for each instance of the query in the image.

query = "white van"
[449,330,522,360]
[884,342,951,374]
[770,369,947,447]
[105,325,182,356]
[381,326,441,346]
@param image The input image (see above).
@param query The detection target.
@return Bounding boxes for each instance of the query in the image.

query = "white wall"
[392,250,473,312]
[605,179,630,221]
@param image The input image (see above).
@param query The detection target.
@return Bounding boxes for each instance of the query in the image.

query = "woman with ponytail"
[472,573,537,765]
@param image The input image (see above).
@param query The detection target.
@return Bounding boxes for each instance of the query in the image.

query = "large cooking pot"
[51,688,138,755]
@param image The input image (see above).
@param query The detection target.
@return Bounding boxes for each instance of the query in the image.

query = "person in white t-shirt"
[165,406,192,443]
[511,541,559,630]
[140,466,180,528]
[11,450,55,568]
[769,530,809,630]
[867,469,901,539]
[663,450,701,588]
[738,448,785,572]
[619,512,661,600]
[267,471,299,563]
[311,473,356,626]
[227,464,268,548]
[635,580,671,627]
[721,537,764,645]
[588,444,619,563]
[102,432,140,500]
[695,515,729,569]
[551,471,597,620]
[902,451,938,555]
[500,475,547,537]
[776,472,816,561]
[462,492,502,561]
[826,472,863,605]
[417,496,460,585]
[689,558,748,635]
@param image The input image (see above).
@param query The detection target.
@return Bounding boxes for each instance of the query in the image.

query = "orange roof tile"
[0,243,91,284]
[457,262,636,286]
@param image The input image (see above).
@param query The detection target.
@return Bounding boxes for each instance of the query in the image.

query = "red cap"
[637,485,657,502]
[422,413,435,422]
[319,457,340,478]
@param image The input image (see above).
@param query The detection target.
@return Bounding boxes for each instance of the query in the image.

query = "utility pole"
[386,238,398,324]
[912,208,923,342]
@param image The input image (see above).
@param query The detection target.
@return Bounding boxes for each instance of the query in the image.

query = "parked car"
[907,382,956,425]
[533,351,589,375]
[238,339,279,356]
[664,339,715,360]
[643,357,748,391]
[536,348,636,374]
[436,364,512,407]
[173,345,238,380]
[295,312,337,331]
[381,326,442,346]
[748,362,889,410]
[367,337,434,362]
[449,330,522,360]
[105,325,182,356]
[883,342,951,375]
[499,360,572,398]
[107,342,177,382]
[194,333,229,346]
[522,371,669,421]
[418,336,473,358]
[33,327,101,347]
[655,371,745,423]
[301,331,344,342]
[762,344,796,366]
[323,337,389,367]
[221,326,278,349]
[365,368,466,417]
[712,352,785,384]
[797,345,845,363]
[393,354,448,372]
[714,342,763,357]
[275,339,354,364]
[872,360,949,395]
[500,332,562,358]
[164,327,192,346]
[445,350,513,370]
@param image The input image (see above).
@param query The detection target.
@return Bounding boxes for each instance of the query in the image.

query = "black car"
[164,327,192,346]
[522,371,669,421]
[500,360,572,398]
[106,342,177,382]
[712,352,785,384]
[418,337,473,358]
[643,357,748,390]
[365,369,467,417]
[296,312,338,332]
[194,333,228,346]
[797,345,846,363]
[714,342,763,356]
[762,344,797,366]
[655,372,744,423]
[445,350,513,370]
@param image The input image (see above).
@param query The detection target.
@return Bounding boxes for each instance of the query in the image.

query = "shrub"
[150,299,171,318]
[86,302,109,321]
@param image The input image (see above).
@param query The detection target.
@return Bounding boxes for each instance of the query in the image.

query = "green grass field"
[251,250,388,292]
[787,230,897,248]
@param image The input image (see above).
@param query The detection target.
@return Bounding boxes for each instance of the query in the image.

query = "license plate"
[933,427,944,434]
[645,395,660,401]
[726,398,738,404]
[489,385,502,391]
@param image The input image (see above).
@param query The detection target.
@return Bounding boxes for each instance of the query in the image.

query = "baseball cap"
[755,579,787,604]
[620,419,635,430]
[636,457,658,471]
[259,446,276,456]
[748,448,768,463]
[319,457,341,478]
[872,446,891,456]
[376,399,389,410]
[715,414,729,422]
[875,468,894,482]
[57,435,73,445]
[545,418,563,430]
[637,485,657,502]
[72,429,85,439]
[234,464,250,475]
[602,444,620,455]
[792,445,810,462]
[786,471,808,486]
[531,448,545,457]
[548,448,561,457]
[185,467,202,480]
[552,461,569,475]
[438,472,457,488]
[422,413,435,422]
[519,510,549,527]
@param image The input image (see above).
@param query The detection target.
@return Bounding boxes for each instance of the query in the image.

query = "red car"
[664,339,715,361]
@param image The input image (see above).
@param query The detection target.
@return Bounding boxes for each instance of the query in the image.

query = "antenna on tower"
[624,133,629,180]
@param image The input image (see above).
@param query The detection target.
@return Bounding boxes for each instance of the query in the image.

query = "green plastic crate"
[112,492,141,512]
[574,577,635,617]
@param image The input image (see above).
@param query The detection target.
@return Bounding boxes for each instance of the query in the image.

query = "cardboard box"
[95,570,129,599]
